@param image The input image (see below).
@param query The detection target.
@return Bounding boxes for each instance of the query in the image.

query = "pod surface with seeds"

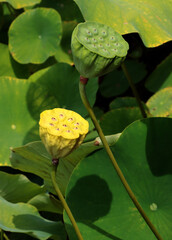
[71,21,129,78]
[39,108,89,159]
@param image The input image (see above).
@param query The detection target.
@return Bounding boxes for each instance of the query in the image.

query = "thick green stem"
[79,79,163,240]
[50,162,84,240]
[121,62,147,118]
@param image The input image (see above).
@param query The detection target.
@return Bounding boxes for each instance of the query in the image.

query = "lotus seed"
[74,127,78,129]
[99,37,103,41]
[56,128,60,131]
[59,114,64,117]
[106,43,110,47]
[92,38,97,42]
[63,124,67,127]
[99,44,103,48]
[102,31,106,36]
[67,130,71,132]
[150,203,158,211]
[49,123,54,126]
[51,117,56,121]
[115,43,119,46]
[110,36,115,41]
[75,122,79,125]
[68,118,73,121]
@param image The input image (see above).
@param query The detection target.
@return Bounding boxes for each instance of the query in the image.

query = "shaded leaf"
[0,43,29,78]
[110,97,146,110]
[29,62,98,117]
[0,196,66,240]
[100,60,147,97]
[0,171,44,203]
[28,193,63,214]
[145,53,172,92]
[100,107,142,135]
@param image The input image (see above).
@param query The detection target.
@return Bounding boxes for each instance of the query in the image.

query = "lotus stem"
[79,77,163,240]
[121,62,147,118]
[50,161,84,240]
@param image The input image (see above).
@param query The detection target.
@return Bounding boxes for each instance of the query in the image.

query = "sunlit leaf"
[74,0,172,47]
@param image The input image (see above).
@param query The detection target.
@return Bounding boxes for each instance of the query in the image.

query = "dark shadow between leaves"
[145,118,172,176]
[66,175,121,239]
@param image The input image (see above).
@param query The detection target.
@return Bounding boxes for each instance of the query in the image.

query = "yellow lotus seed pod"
[39,108,89,159]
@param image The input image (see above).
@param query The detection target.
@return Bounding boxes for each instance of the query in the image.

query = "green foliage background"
[0,0,171,239]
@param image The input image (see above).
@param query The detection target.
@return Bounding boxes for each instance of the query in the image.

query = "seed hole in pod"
[59,114,64,118]
[99,37,103,41]
[66,130,71,133]
[87,31,92,36]
[68,118,73,121]
[113,48,117,51]
[49,123,54,126]
[106,43,110,47]
[74,127,78,130]
[93,28,97,34]
[75,122,80,125]
[56,128,60,131]
[103,49,107,52]
[115,43,119,46]
[99,44,103,47]
[63,124,67,127]
[51,117,56,121]
[102,31,106,36]
[85,37,90,43]
[110,36,115,41]
[92,38,97,42]
[93,44,97,48]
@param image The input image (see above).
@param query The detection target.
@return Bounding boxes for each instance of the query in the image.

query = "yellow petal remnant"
[39,108,89,159]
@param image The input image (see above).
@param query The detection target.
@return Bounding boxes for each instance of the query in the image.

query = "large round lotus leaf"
[0,77,39,166]
[100,107,142,135]
[64,118,172,240]
[8,8,62,64]
[146,87,172,117]
[74,0,172,47]
[29,63,98,117]
[145,53,172,92]
[0,43,29,78]
[0,0,41,9]
[100,60,147,97]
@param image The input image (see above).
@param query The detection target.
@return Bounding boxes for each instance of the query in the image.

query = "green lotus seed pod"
[71,21,129,78]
